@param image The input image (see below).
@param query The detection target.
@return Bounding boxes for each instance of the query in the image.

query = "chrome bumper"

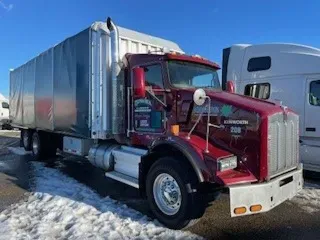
[229,165,303,217]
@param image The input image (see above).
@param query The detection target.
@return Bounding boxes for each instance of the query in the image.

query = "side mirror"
[226,80,235,93]
[133,67,146,98]
[193,88,207,106]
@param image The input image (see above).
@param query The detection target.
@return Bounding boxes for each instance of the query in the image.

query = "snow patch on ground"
[0,162,201,240]
[0,161,11,172]
[6,147,30,156]
[291,182,320,213]
[0,130,20,133]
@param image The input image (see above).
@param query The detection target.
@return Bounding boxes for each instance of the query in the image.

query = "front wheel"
[146,157,206,229]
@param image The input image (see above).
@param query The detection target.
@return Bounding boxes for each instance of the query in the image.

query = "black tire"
[22,129,32,151]
[31,132,57,161]
[31,132,47,161]
[146,157,206,229]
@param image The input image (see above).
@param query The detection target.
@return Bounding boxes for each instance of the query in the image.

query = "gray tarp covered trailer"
[10,28,90,137]
[9,22,183,138]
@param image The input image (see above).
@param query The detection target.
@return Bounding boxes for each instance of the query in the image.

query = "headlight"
[218,156,238,171]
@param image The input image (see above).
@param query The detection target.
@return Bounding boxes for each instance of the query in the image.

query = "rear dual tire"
[30,131,56,161]
[22,129,32,151]
[146,157,206,229]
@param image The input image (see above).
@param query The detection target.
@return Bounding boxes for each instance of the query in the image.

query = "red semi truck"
[10,18,303,229]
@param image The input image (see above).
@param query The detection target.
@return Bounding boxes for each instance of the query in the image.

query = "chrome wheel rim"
[32,136,39,155]
[153,173,182,216]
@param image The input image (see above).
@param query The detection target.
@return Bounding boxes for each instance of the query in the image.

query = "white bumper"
[229,166,303,217]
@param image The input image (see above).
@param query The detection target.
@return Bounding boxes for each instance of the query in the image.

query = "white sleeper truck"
[222,43,320,172]
[0,96,10,130]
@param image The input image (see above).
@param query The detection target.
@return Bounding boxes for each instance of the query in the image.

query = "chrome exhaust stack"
[107,17,125,136]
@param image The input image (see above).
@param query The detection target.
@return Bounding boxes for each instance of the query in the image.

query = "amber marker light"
[171,125,180,136]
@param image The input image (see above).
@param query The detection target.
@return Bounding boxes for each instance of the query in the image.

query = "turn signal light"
[234,207,246,215]
[171,125,180,136]
[250,205,262,212]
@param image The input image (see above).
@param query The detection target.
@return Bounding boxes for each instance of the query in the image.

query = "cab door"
[133,63,166,134]
[304,79,320,137]
[301,78,320,168]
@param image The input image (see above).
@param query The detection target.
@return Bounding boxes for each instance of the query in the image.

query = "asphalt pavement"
[0,131,320,240]
[0,131,29,212]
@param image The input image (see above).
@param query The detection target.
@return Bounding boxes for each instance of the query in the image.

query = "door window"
[1,102,9,109]
[244,83,270,99]
[133,64,165,133]
[309,80,320,106]
[144,64,164,89]
[247,56,271,72]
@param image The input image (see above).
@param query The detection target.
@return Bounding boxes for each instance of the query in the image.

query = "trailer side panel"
[10,28,91,137]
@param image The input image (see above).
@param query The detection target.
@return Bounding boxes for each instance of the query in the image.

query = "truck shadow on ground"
[0,135,30,192]
[0,154,31,192]
[0,134,31,212]
[44,155,153,216]
[304,170,320,180]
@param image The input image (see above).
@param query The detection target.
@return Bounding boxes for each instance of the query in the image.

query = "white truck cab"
[222,43,320,172]
[0,99,10,130]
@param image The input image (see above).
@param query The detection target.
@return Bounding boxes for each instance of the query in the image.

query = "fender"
[149,135,212,182]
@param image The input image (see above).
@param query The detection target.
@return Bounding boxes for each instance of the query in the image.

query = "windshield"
[168,61,220,89]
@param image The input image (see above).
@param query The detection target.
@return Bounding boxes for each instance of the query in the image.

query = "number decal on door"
[230,126,242,134]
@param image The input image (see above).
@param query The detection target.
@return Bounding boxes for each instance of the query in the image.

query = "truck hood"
[176,89,284,181]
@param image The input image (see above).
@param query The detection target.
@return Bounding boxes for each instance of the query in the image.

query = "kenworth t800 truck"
[10,18,303,229]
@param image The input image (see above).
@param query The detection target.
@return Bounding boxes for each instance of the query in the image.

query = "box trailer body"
[10,22,183,139]
[10,20,303,229]
[222,43,320,172]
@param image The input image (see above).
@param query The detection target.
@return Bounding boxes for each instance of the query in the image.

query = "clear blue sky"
[0,0,319,97]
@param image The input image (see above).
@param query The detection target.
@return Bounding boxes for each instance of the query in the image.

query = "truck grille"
[268,112,299,178]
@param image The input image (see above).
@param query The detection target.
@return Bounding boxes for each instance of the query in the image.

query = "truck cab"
[0,99,10,130]
[113,47,303,227]
[222,43,320,172]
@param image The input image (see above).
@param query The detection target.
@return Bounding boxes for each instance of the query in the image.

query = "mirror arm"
[187,110,204,139]
[146,89,167,108]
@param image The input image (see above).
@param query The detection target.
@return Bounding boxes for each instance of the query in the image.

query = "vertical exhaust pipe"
[107,17,124,137]
[107,17,120,66]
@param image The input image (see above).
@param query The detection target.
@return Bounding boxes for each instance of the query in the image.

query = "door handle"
[306,127,316,132]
